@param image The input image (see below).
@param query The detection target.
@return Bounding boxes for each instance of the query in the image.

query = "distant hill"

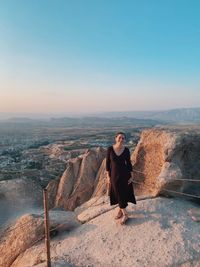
[148,108,200,122]
[1,107,200,124]
[0,115,161,128]
[49,116,161,127]
[100,108,200,123]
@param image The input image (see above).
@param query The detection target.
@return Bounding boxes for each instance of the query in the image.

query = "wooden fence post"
[43,188,51,267]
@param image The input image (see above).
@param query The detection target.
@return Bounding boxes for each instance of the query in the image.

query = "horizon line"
[0,106,200,120]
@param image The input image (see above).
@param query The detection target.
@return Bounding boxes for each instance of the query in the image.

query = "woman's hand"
[128,173,134,184]
[106,172,111,185]
[106,173,111,195]
[107,176,111,185]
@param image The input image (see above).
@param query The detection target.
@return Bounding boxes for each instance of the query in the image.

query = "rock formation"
[92,158,107,197]
[54,128,200,211]
[55,147,106,210]
[1,128,200,267]
[46,179,59,209]
[6,196,200,267]
[0,178,43,226]
[0,213,44,267]
[0,210,80,267]
[131,128,200,199]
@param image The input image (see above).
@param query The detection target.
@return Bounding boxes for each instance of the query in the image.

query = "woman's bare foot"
[115,209,123,220]
[120,212,128,225]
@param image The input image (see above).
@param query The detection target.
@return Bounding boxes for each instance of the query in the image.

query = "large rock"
[34,262,72,267]
[75,195,115,223]
[131,128,200,198]
[55,147,106,210]
[0,178,43,226]
[0,210,80,267]
[46,179,59,209]
[55,157,82,209]
[7,197,200,267]
[0,213,44,267]
[92,158,107,197]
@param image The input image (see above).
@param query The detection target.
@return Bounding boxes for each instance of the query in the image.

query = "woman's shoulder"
[107,145,113,151]
[106,146,112,157]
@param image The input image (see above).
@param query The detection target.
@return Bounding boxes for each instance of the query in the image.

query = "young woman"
[106,132,136,224]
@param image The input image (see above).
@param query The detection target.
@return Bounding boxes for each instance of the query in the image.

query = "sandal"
[114,209,123,220]
[120,214,128,225]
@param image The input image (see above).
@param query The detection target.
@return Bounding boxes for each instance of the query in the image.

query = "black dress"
[106,146,136,209]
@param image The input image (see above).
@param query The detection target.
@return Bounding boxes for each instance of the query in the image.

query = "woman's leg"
[121,208,128,215]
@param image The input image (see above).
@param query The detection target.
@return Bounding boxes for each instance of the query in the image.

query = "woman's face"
[115,134,126,145]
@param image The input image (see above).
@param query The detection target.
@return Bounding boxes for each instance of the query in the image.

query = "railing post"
[43,188,51,267]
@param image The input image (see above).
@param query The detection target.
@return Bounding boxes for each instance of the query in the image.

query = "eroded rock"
[131,129,200,198]
[55,147,106,210]
[0,210,80,267]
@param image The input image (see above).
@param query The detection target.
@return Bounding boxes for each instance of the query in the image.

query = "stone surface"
[55,157,82,209]
[0,213,44,267]
[92,158,108,198]
[55,147,106,210]
[9,197,200,267]
[76,196,116,223]
[46,179,59,209]
[0,210,80,267]
[0,178,43,226]
[34,262,73,267]
[131,129,200,199]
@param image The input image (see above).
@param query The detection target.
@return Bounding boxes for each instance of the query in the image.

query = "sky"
[0,0,200,115]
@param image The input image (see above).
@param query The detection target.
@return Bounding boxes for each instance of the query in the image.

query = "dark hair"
[115,132,126,139]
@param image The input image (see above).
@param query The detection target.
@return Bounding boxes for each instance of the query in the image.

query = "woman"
[106,132,136,224]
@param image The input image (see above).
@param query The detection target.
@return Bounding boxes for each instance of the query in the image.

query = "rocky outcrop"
[0,213,44,267]
[0,177,43,207]
[46,179,59,209]
[7,197,200,267]
[2,127,200,267]
[92,158,107,197]
[55,157,82,209]
[55,147,106,210]
[75,195,115,223]
[0,210,80,267]
[55,128,200,210]
[34,262,72,267]
[0,178,43,226]
[131,128,200,198]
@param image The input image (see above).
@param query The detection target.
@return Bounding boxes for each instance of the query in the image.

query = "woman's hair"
[115,132,126,139]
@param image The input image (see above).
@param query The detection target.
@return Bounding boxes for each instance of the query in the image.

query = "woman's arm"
[126,148,134,184]
[126,148,133,172]
[106,147,111,183]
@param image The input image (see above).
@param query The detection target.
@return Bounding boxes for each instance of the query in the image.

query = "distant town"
[0,117,146,187]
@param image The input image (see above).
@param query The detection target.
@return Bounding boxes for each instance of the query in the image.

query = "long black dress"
[106,146,136,209]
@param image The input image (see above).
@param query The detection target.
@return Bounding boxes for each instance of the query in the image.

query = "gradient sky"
[0,0,200,115]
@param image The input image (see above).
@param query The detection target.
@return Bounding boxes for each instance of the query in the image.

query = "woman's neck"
[114,143,124,148]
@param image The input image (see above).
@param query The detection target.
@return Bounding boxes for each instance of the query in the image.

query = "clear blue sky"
[0,0,200,114]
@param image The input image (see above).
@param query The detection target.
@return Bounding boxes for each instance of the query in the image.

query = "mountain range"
[1,107,200,124]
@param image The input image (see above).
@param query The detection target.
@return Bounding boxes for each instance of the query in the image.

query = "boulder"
[55,157,82,209]
[131,128,200,198]
[92,158,107,197]
[34,262,73,267]
[46,179,59,209]
[75,195,115,223]
[8,197,200,267]
[0,178,43,226]
[0,213,44,267]
[55,147,106,210]
[0,210,80,267]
